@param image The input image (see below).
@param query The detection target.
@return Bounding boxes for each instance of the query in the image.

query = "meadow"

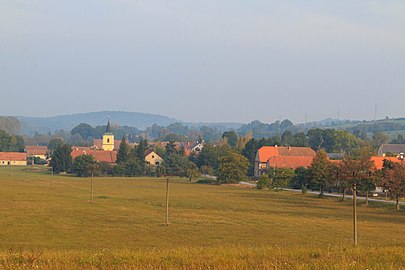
[1,166,405,269]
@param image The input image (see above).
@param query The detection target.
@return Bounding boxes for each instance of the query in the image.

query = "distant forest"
[1,114,405,152]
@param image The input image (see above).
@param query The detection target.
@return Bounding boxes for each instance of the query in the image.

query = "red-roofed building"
[267,156,314,170]
[93,139,136,151]
[371,156,403,170]
[26,145,48,160]
[254,146,316,176]
[0,152,27,166]
[71,149,117,164]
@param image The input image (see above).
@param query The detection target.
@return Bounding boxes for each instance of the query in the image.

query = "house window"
[107,138,110,143]
[152,155,155,158]
[155,162,160,165]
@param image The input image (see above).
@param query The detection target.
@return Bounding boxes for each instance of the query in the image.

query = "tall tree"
[382,162,405,211]
[222,131,238,147]
[72,154,98,177]
[116,137,130,164]
[134,139,148,161]
[50,144,72,174]
[308,150,333,197]
[217,151,248,184]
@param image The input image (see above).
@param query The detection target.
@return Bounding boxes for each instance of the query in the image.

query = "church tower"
[102,119,115,151]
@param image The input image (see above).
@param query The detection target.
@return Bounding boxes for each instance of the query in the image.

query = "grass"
[1,166,405,269]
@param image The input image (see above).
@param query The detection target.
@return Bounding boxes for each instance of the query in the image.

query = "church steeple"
[102,119,114,151]
[106,119,112,133]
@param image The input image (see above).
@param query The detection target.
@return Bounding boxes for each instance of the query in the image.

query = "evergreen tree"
[116,137,129,164]
[135,139,148,161]
[50,144,72,173]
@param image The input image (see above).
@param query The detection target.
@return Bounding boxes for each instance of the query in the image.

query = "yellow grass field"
[0,166,405,269]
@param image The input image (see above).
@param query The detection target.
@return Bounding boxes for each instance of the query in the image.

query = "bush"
[257,175,272,190]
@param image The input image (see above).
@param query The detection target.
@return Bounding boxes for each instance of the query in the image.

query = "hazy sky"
[1,0,404,123]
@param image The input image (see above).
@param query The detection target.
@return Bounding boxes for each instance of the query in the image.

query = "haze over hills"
[14,111,245,136]
[16,111,178,136]
[4,110,405,139]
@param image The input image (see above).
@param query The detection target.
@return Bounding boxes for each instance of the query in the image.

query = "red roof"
[71,150,117,164]
[267,156,314,169]
[0,152,27,161]
[257,146,315,163]
[258,146,279,162]
[26,145,48,156]
[371,156,402,170]
[93,139,135,150]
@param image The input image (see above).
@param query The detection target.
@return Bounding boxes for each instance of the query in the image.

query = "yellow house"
[26,145,48,160]
[102,120,115,151]
[145,150,163,166]
[0,152,27,166]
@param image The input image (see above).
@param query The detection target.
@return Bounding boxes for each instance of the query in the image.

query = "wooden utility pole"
[353,182,358,246]
[89,171,94,203]
[165,177,170,226]
[50,166,54,190]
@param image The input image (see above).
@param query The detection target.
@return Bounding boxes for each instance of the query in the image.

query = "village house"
[71,149,117,164]
[371,156,404,170]
[71,120,164,166]
[144,149,164,166]
[254,146,316,177]
[0,152,27,166]
[377,144,405,157]
[26,145,48,161]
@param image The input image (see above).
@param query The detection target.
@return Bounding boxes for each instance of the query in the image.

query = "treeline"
[350,120,405,133]
[68,122,223,144]
[0,130,25,152]
[50,140,200,180]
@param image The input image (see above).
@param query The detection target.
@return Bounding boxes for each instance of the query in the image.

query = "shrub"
[257,175,272,190]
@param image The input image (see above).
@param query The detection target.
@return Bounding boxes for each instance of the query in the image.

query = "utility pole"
[25,165,28,180]
[50,166,54,190]
[165,177,170,226]
[352,172,358,246]
[89,171,94,203]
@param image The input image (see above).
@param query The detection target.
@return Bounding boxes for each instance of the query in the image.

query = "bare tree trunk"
[396,196,400,211]
[365,191,369,206]
[319,186,324,198]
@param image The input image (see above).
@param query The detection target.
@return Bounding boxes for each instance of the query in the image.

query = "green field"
[1,166,405,269]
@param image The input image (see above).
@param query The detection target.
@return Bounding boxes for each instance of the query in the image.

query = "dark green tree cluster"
[217,151,249,184]
[162,141,194,177]
[0,130,25,152]
[307,129,362,153]
[238,119,294,138]
[50,144,72,174]
[72,154,99,177]
[112,138,146,176]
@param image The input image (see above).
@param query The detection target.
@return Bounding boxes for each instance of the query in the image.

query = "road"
[237,181,404,205]
[283,188,405,205]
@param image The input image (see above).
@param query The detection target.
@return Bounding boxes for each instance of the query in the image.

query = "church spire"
[106,119,112,133]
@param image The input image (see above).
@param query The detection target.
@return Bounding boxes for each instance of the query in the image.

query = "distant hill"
[16,111,178,136]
